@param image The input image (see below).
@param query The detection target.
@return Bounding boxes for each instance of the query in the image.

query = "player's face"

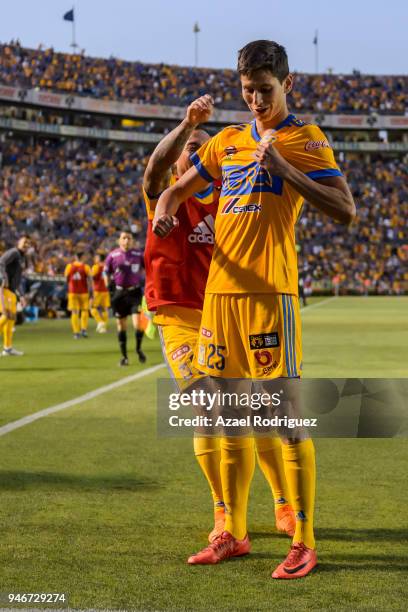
[176,130,210,176]
[119,233,132,251]
[94,254,101,264]
[241,70,293,125]
[17,237,30,253]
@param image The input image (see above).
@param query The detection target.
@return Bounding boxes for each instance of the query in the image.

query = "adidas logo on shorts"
[188,215,215,244]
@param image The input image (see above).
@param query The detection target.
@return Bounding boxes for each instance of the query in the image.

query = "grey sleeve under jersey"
[0,248,20,289]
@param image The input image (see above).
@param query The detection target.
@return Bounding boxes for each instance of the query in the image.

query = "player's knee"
[221,436,254,452]
[117,318,126,331]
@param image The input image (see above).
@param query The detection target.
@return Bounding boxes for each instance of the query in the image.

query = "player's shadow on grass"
[0,470,162,491]
[251,527,408,543]
[316,527,408,542]
[247,552,408,572]
[318,555,408,573]
[0,367,108,371]
[0,358,164,371]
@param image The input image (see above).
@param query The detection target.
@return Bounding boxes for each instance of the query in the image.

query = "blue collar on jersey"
[251,113,296,142]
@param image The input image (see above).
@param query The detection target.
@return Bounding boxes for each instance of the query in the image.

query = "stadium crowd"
[297,157,407,294]
[0,41,406,114]
[0,138,147,276]
[0,136,406,294]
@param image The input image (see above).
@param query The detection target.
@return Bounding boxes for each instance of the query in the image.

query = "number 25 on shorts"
[206,343,226,371]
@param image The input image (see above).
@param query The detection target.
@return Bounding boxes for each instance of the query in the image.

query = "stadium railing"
[0,85,407,131]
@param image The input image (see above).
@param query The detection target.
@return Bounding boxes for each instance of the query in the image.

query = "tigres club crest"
[250,335,264,349]
[249,332,280,350]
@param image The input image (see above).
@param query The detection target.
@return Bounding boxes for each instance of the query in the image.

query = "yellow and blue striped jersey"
[191,114,342,295]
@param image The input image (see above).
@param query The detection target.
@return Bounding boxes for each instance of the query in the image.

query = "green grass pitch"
[0,297,407,610]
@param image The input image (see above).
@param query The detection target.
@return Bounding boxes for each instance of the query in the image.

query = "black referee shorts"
[111,287,143,319]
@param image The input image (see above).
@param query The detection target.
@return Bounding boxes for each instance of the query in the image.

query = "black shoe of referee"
[120,357,129,367]
[137,350,146,364]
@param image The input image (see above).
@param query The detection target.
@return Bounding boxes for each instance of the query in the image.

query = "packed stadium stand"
[0,41,407,112]
[298,157,407,294]
[1,137,147,274]
[0,41,407,301]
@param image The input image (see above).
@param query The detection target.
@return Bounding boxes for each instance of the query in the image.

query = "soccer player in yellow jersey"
[143,95,295,542]
[91,253,110,333]
[154,40,356,578]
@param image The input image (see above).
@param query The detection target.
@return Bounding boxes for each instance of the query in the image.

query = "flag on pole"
[63,9,74,22]
[193,22,200,33]
[313,31,318,45]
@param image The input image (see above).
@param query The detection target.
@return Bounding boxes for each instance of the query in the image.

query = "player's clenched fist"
[254,130,290,177]
[153,213,180,238]
[186,94,214,127]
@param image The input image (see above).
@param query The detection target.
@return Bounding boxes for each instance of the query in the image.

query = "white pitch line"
[301,295,338,313]
[0,363,165,438]
[0,296,337,438]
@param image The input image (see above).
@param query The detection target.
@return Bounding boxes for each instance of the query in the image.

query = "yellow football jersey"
[191,114,342,295]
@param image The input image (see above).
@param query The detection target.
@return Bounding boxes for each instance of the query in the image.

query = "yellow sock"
[91,307,103,324]
[194,437,223,507]
[102,309,109,324]
[0,314,8,334]
[71,312,80,334]
[255,436,291,508]
[221,436,255,540]
[80,309,89,331]
[282,439,316,549]
[3,319,13,348]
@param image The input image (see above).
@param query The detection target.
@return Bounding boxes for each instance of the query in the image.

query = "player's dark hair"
[237,40,289,83]
[18,234,30,241]
[193,128,209,138]
[76,251,84,259]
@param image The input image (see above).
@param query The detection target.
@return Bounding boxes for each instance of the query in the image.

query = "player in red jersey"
[64,251,92,339]
[91,253,110,333]
[143,95,295,543]
[143,96,225,540]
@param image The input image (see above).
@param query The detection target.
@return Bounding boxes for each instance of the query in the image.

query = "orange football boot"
[208,508,226,543]
[275,504,296,537]
[272,542,317,579]
[188,531,251,565]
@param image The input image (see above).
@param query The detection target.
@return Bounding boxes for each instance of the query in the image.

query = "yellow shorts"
[0,288,17,318]
[156,305,202,387]
[93,291,110,309]
[68,293,89,311]
[194,293,302,379]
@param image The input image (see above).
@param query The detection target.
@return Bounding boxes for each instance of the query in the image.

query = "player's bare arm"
[255,140,356,225]
[17,290,26,309]
[143,95,214,196]
[103,270,111,289]
[152,166,209,237]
